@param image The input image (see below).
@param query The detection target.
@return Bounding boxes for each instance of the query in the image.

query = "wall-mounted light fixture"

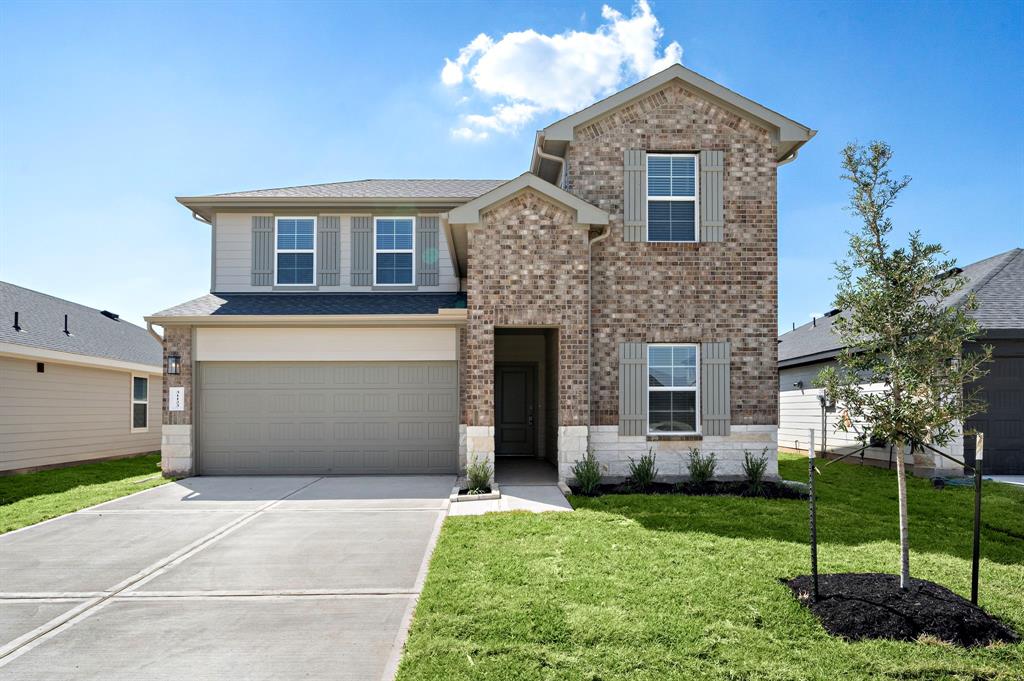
[166,354,181,375]
[793,380,804,390]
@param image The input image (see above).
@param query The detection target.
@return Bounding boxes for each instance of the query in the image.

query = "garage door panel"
[198,361,457,475]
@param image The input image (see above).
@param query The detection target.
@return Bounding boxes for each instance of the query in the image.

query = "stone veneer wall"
[565,81,780,429]
[570,425,779,483]
[463,188,592,461]
[161,325,193,476]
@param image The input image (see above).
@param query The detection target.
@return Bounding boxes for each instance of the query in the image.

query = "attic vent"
[13,311,22,332]
[824,308,841,318]
[100,310,119,321]
[63,314,72,337]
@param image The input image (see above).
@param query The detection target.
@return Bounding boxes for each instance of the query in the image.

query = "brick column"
[161,325,193,477]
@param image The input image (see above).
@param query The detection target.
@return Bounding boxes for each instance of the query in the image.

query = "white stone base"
[464,425,495,483]
[561,425,779,483]
[161,424,193,477]
[913,432,966,478]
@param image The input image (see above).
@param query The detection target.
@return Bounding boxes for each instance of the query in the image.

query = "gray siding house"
[0,282,163,473]
[149,64,815,482]
[778,248,1024,475]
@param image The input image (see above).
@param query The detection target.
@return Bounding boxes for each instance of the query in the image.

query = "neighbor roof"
[149,292,467,319]
[532,63,816,182]
[778,248,1024,367]
[0,281,162,368]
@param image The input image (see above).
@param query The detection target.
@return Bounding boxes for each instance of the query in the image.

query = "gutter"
[143,310,469,328]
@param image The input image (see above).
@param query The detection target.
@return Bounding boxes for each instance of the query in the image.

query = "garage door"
[197,362,458,475]
[965,352,1024,475]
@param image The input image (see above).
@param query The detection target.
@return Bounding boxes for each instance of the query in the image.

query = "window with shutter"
[647,344,699,434]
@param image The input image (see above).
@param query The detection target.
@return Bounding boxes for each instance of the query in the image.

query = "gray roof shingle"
[207,179,507,200]
[779,248,1024,365]
[0,281,162,367]
[150,292,467,317]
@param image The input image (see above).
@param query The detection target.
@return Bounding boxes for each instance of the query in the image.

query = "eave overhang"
[145,309,468,328]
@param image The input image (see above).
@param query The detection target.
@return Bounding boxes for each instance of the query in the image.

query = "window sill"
[647,434,702,442]
[131,427,149,435]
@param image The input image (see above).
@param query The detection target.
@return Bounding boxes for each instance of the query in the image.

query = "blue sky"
[1,0,1021,331]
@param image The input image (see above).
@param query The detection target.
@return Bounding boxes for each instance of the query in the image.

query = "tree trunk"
[894,440,911,589]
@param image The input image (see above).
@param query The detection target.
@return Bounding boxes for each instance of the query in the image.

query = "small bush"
[742,448,770,496]
[571,448,604,496]
[687,448,717,485]
[627,449,659,490]
[466,456,492,493]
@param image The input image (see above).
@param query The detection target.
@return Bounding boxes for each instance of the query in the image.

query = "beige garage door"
[197,361,458,475]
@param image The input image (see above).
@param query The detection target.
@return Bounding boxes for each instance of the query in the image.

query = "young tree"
[817,141,990,589]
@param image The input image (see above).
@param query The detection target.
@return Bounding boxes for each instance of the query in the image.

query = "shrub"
[627,449,659,490]
[742,448,770,496]
[571,448,604,496]
[465,456,492,493]
[687,448,717,485]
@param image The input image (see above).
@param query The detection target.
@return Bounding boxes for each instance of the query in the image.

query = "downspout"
[190,210,211,225]
[777,149,800,166]
[535,145,566,187]
[146,321,163,343]
[587,223,611,430]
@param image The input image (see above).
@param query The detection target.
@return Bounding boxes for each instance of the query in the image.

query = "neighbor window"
[647,154,698,242]
[131,375,149,432]
[374,217,414,285]
[275,217,316,285]
[648,344,699,434]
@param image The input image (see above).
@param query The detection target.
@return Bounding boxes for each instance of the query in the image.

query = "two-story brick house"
[148,64,814,482]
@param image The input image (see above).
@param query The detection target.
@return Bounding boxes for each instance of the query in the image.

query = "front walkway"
[449,458,572,516]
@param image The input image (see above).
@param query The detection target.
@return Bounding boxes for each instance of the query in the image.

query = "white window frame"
[274,216,317,286]
[646,153,700,243]
[130,373,149,434]
[646,343,701,436]
[373,216,416,286]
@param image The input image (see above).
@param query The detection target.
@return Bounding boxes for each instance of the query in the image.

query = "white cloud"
[444,0,682,141]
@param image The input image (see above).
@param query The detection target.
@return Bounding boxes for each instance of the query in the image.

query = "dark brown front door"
[496,364,536,456]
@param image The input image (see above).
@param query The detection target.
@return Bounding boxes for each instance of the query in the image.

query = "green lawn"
[397,454,1024,680]
[0,453,168,533]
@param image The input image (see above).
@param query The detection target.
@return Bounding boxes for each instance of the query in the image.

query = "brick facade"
[162,325,193,426]
[463,188,590,427]
[566,82,779,427]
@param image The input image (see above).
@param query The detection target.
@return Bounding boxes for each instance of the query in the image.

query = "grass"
[397,453,1024,680]
[0,453,168,533]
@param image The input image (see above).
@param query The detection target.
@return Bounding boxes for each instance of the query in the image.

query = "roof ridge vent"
[100,310,120,321]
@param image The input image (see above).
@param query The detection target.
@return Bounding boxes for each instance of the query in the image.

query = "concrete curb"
[449,484,501,502]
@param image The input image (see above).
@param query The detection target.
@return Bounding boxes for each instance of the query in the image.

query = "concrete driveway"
[0,475,454,681]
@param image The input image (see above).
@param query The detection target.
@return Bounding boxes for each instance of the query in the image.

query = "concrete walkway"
[0,476,454,681]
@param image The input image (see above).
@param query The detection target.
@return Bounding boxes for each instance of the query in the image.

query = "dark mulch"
[784,573,1020,647]
[570,480,804,499]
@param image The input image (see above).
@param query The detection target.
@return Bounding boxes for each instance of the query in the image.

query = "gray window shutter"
[351,216,373,286]
[623,149,646,242]
[416,216,439,286]
[317,216,340,286]
[700,150,724,242]
[701,341,730,435]
[251,216,274,286]
[618,341,647,436]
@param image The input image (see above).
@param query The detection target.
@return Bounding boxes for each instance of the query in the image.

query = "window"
[374,217,415,285]
[648,344,699,434]
[275,217,316,285]
[131,375,149,432]
[647,154,698,242]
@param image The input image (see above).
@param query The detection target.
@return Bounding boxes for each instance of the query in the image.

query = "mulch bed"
[784,573,1020,647]
[458,487,492,496]
[569,480,804,499]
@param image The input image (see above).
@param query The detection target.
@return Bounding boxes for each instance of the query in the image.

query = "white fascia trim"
[447,173,609,226]
[143,311,468,327]
[0,342,162,375]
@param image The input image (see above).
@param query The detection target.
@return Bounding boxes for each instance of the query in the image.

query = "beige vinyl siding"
[0,357,162,472]
[779,365,910,465]
[214,212,459,292]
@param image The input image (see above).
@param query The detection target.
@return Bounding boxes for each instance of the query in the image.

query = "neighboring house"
[0,282,163,473]
[778,248,1024,476]
[147,64,815,482]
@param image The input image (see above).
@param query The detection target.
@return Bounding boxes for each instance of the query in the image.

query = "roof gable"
[447,173,608,226]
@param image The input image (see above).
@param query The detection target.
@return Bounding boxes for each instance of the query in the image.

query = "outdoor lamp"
[167,354,181,375]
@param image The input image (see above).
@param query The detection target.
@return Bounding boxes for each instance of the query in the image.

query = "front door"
[495,364,537,456]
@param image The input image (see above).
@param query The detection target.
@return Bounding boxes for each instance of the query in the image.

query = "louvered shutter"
[351,216,373,286]
[416,216,439,286]
[618,341,648,435]
[317,216,340,286]
[623,149,646,242]
[701,341,731,435]
[700,150,724,242]
[251,216,274,286]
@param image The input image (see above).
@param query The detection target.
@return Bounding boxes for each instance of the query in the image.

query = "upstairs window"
[275,217,316,285]
[647,154,698,242]
[131,375,149,432]
[374,217,415,285]
[648,344,699,434]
